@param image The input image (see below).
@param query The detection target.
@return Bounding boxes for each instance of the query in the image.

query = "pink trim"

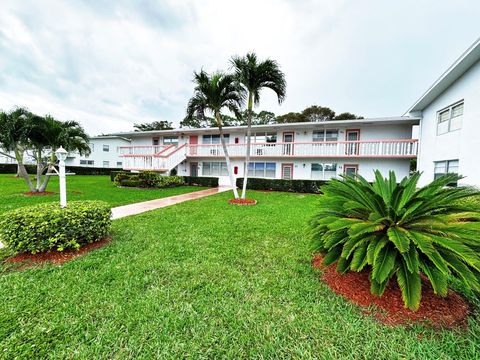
[123,168,168,172]
[281,163,294,179]
[344,164,359,175]
[186,139,418,146]
[154,143,186,157]
[119,145,168,149]
[186,155,417,159]
[155,144,175,155]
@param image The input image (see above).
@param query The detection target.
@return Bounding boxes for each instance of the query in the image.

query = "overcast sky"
[0,0,478,135]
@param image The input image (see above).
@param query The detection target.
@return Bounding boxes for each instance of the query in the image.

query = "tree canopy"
[134,120,173,131]
[0,107,90,192]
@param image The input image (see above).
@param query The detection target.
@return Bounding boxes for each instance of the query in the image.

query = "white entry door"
[282,163,294,179]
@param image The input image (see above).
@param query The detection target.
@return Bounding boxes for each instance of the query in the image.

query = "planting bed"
[313,254,469,329]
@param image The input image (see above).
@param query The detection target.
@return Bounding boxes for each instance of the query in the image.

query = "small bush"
[138,171,161,187]
[0,201,111,254]
[156,176,184,188]
[237,178,326,194]
[110,171,125,182]
[115,171,184,188]
[183,176,219,187]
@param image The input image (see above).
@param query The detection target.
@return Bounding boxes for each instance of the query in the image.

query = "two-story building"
[113,117,419,185]
[407,37,480,187]
[65,135,131,168]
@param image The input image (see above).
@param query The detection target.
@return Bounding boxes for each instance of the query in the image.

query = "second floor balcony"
[119,139,417,161]
[187,139,418,158]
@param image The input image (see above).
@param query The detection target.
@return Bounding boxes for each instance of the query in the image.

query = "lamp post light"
[55,146,68,208]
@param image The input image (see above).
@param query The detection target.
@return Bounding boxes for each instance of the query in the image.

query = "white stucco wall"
[65,137,131,168]
[415,59,480,187]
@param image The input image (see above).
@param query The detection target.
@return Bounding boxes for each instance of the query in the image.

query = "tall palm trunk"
[241,92,253,199]
[14,147,35,192]
[215,112,239,199]
[38,153,54,192]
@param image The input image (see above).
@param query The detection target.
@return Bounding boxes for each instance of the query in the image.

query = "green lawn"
[0,174,205,213]
[0,190,479,358]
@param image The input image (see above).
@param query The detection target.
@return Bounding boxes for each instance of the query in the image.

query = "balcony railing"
[119,145,170,156]
[187,140,418,158]
[119,139,418,171]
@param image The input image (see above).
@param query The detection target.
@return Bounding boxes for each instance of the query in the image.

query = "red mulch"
[6,237,111,267]
[228,198,258,205]
[312,254,469,329]
[22,191,56,196]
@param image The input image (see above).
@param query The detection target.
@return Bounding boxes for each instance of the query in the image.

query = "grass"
[0,190,479,358]
[0,174,205,213]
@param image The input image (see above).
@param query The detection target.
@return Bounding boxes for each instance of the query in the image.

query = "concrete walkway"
[110,187,231,220]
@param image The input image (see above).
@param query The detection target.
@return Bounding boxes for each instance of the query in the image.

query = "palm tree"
[0,108,90,192]
[185,70,244,198]
[0,107,35,190]
[28,115,90,192]
[310,171,480,311]
[231,52,286,199]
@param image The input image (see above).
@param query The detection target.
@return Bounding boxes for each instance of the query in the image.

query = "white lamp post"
[55,146,68,208]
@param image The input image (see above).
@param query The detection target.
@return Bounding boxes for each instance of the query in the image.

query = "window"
[202,162,228,176]
[163,136,178,145]
[80,160,94,166]
[152,137,160,145]
[311,163,337,180]
[103,145,109,152]
[103,161,109,168]
[248,132,277,143]
[247,162,276,178]
[116,161,122,167]
[313,130,338,142]
[434,160,459,185]
[202,134,229,144]
[437,101,463,135]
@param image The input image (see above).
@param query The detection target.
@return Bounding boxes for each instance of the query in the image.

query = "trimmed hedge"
[114,171,184,188]
[183,176,219,187]
[0,201,111,254]
[236,177,326,194]
[0,163,121,175]
[110,170,126,182]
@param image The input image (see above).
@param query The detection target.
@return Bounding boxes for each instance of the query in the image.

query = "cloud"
[0,0,478,135]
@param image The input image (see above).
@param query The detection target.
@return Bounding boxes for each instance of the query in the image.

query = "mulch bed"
[22,191,56,196]
[312,254,469,329]
[6,237,111,267]
[228,198,258,206]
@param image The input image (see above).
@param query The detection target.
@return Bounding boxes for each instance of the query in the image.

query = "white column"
[59,158,67,208]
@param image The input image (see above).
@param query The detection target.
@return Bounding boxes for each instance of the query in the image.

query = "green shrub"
[110,171,126,182]
[237,177,325,194]
[115,171,184,188]
[155,176,184,188]
[309,171,480,310]
[0,201,111,254]
[183,176,219,187]
[138,171,162,187]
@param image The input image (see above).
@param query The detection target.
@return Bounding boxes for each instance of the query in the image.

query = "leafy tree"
[231,52,286,199]
[134,120,173,131]
[275,111,306,123]
[0,107,33,183]
[255,110,276,125]
[180,115,216,128]
[334,112,364,120]
[302,105,335,122]
[185,70,244,198]
[310,171,480,311]
[0,108,90,192]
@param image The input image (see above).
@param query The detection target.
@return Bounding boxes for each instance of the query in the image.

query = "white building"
[65,135,131,169]
[114,117,418,185]
[407,37,480,187]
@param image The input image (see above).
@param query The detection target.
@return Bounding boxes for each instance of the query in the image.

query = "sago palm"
[185,70,244,198]
[230,52,286,199]
[310,171,480,310]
